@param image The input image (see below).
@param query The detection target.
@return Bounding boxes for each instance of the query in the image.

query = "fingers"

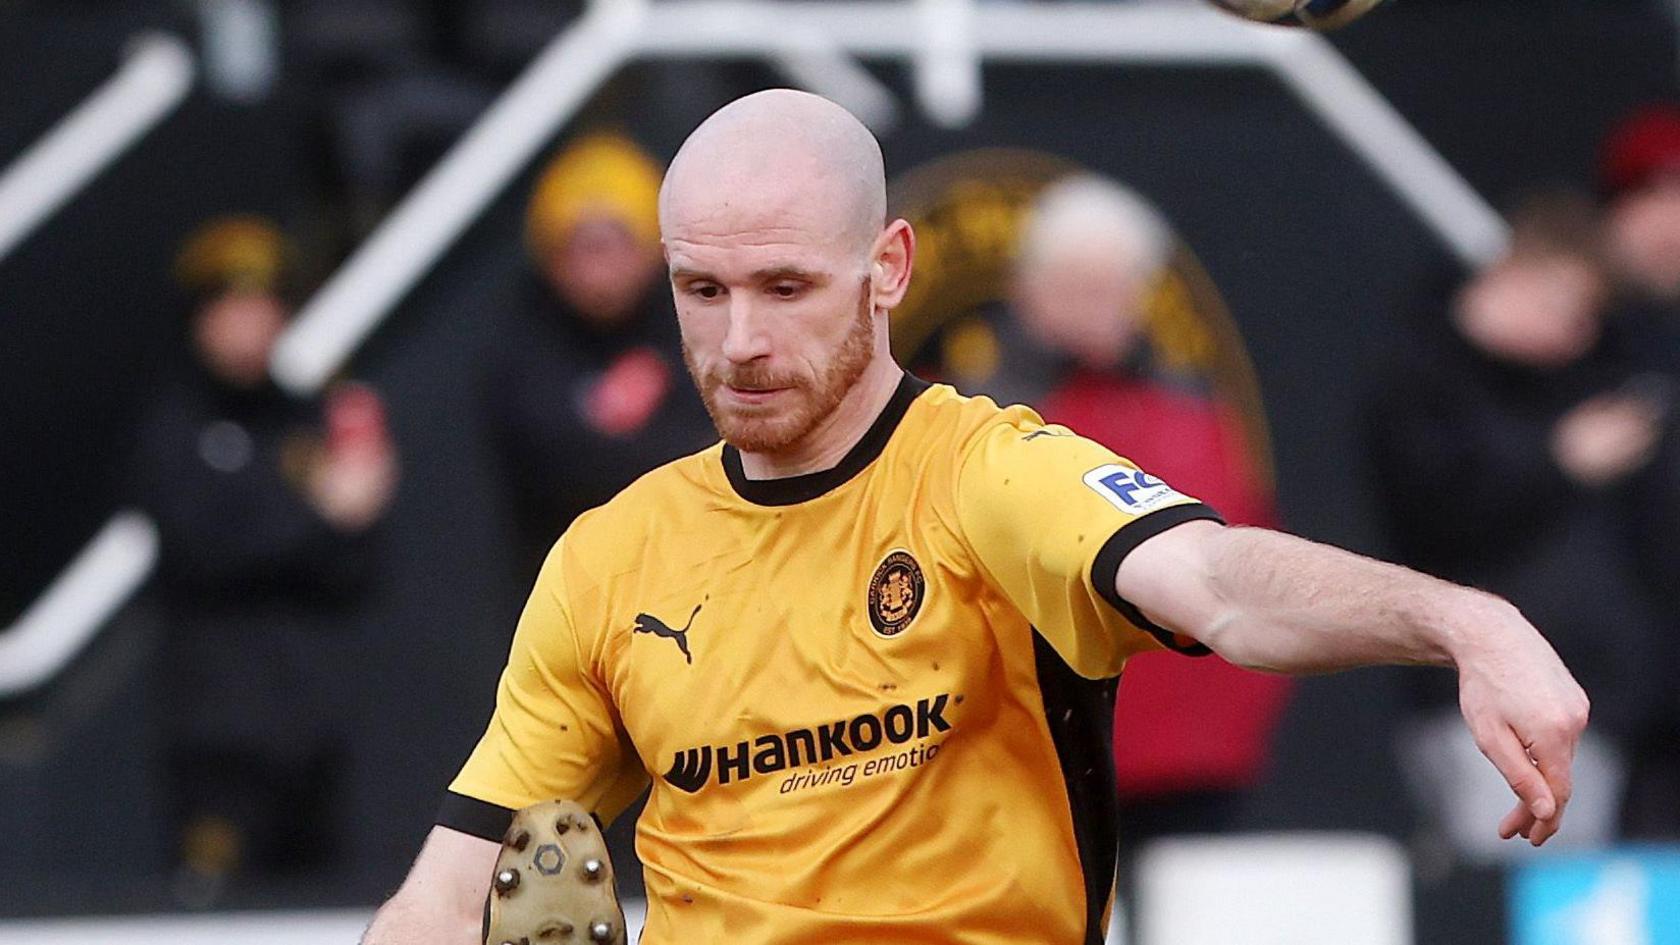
[1475,722,1556,825]
[1528,814,1563,846]
[1532,737,1576,811]
[1499,798,1561,847]
[1498,801,1533,841]
[1526,743,1575,846]
[1518,688,1589,846]
[1480,719,1582,846]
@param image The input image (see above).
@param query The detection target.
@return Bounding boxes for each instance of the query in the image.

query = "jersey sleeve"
[438,537,646,841]
[954,415,1224,679]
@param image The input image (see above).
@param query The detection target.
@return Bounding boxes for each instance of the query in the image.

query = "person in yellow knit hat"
[524,132,664,311]
[488,133,713,576]
[136,215,397,904]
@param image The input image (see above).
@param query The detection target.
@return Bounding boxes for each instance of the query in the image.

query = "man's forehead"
[664,230,840,279]
[664,165,840,230]
[661,188,865,274]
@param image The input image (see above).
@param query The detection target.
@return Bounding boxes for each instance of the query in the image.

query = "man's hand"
[1117,522,1591,847]
[1551,393,1662,487]
[361,826,499,944]
[1452,601,1591,846]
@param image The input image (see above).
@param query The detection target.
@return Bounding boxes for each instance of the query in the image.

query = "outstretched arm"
[1115,520,1590,846]
[362,826,499,944]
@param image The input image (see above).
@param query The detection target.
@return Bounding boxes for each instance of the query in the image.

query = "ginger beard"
[685,280,876,454]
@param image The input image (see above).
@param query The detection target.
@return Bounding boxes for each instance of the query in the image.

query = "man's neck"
[738,356,905,480]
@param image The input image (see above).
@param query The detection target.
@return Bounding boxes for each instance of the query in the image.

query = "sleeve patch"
[1082,464,1189,513]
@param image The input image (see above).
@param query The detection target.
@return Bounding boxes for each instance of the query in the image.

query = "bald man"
[363,91,1588,945]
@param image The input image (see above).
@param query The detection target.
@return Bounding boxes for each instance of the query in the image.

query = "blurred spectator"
[1599,104,1680,839]
[484,133,713,577]
[1602,104,1680,309]
[1003,175,1290,848]
[1367,191,1673,859]
[133,216,397,902]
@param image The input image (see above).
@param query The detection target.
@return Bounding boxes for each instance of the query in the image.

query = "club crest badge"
[868,550,925,638]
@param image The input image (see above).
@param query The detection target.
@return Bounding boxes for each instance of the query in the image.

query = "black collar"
[722,373,931,506]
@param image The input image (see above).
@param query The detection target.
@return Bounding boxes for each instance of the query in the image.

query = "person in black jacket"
[486,134,713,577]
[135,217,397,901]
[1368,192,1673,859]
[1598,104,1680,839]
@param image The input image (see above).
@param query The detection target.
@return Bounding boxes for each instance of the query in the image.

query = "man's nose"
[720,295,772,364]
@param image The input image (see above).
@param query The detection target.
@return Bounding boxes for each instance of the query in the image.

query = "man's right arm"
[362,826,500,945]
[367,533,640,943]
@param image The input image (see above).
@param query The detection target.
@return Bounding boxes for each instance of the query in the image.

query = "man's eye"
[769,283,803,299]
[692,284,722,300]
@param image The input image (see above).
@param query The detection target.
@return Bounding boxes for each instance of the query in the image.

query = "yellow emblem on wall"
[887,149,1275,488]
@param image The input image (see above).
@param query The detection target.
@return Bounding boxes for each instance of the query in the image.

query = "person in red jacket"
[1005,174,1290,844]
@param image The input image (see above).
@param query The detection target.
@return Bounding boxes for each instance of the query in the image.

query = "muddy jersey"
[440,374,1220,945]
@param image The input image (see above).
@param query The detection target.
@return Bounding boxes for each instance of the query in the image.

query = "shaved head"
[661,90,914,470]
[660,89,886,257]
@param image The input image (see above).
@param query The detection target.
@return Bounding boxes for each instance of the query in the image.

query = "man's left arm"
[1115,520,1590,847]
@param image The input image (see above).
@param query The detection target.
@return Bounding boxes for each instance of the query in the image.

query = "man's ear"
[870,219,916,310]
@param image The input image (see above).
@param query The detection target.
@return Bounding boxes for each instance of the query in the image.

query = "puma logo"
[633,604,700,665]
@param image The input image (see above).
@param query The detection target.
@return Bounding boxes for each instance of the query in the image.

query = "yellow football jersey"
[442,374,1220,945]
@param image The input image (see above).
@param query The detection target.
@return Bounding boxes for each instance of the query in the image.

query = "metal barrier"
[0,32,194,263]
[0,32,192,700]
[0,512,158,696]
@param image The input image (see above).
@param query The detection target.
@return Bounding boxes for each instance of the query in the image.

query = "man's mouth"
[721,383,789,404]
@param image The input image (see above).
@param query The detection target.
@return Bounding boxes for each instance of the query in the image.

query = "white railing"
[0,32,194,263]
[0,33,192,699]
[3,0,1507,698]
[0,512,159,696]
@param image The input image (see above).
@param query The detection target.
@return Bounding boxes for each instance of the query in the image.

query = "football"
[1208,0,1389,30]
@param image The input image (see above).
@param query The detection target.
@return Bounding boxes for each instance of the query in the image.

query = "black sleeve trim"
[1091,502,1224,656]
[437,791,516,842]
